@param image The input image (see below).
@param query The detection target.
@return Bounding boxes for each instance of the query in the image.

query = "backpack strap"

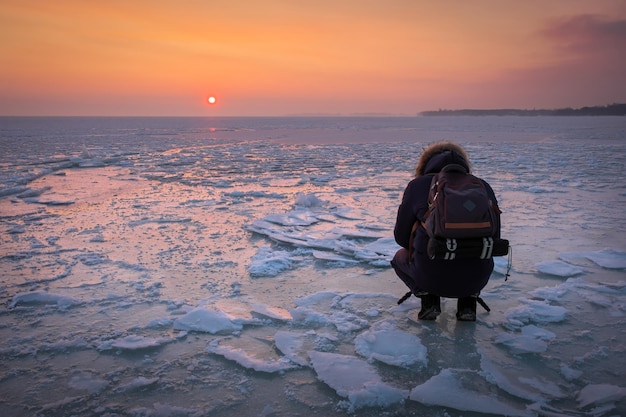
[407,220,420,262]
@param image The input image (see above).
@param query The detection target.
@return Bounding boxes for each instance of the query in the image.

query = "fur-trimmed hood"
[414,141,471,177]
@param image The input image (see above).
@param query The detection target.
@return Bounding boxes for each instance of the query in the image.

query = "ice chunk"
[274,330,309,366]
[328,310,369,333]
[207,338,298,373]
[295,291,339,307]
[517,376,566,399]
[97,335,170,351]
[289,306,331,326]
[505,298,568,326]
[263,211,318,226]
[560,249,626,270]
[312,250,360,264]
[294,192,325,207]
[577,383,626,408]
[355,323,427,367]
[495,325,556,354]
[410,368,531,416]
[173,307,243,334]
[16,186,52,198]
[248,246,298,277]
[560,363,583,381]
[116,377,159,393]
[250,303,293,321]
[210,299,264,325]
[582,249,626,270]
[529,284,569,302]
[68,372,109,394]
[224,190,286,199]
[333,207,364,220]
[0,186,28,197]
[247,197,395,270]
[494,333,548,353]
[479,351,546,403]
[146,317,174,328]
[535,260,584,277]
[248,246,292,277]
[521,324,556,340]
[308,350,408,411]
[9,291,81,309]
[352,237,399,266]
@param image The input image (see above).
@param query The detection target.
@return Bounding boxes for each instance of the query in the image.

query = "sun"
[208,96,216,104]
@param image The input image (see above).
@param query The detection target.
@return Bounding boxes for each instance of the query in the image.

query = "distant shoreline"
[420,103,626,116]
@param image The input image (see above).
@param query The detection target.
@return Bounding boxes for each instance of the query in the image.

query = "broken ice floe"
[534,249,626,278]
[97,335,171,351]
[355,322,427,367]
[494,324,556,354]
[308,350,409,412]
[248,246,304,277]
[9,291,81,309]
[115,377,160,393]
[172,299,292,334]
[173,307,244,334]
[410,368,532,417]
[577,383,626,409]
[246,193,399,275]
[560,249,626,270]
[535,260,584,277]
[68,372,109,394]
[207,337,298,373]
[249,303,293,321]
[505,298,568,327]
[274,330,310,366]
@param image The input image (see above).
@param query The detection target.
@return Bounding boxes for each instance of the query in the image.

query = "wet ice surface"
[1,116,625,416]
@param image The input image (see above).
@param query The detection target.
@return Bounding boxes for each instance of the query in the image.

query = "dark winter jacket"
[393,142,500,297]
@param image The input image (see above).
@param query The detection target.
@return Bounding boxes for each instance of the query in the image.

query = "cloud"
[475,14,626,108]
[541,14,626,54]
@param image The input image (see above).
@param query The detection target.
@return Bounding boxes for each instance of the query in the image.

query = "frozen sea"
[0,116,625,417]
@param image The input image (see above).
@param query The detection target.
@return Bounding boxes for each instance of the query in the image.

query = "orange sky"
[1,0,625,116]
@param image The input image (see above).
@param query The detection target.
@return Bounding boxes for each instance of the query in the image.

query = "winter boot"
[418,294,441,320]
[456,296,477,321]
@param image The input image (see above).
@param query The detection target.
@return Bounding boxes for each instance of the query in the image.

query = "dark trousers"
[391,248,421,293]
[391,247,492,298]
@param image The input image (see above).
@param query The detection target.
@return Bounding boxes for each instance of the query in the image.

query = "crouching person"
[391,141,503,321]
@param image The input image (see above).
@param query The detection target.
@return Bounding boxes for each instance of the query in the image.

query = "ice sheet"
[1,116,625,416]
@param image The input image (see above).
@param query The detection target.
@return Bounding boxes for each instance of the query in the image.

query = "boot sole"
[456,312,476,321]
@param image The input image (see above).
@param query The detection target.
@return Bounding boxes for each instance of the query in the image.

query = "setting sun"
[208,96,216,104]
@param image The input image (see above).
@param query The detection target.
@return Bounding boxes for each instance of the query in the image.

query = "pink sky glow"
[1,0,625,116]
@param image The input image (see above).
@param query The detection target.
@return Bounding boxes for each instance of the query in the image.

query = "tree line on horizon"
[420,103,626,116]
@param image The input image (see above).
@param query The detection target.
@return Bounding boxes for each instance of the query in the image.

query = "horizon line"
[2,103,624,118]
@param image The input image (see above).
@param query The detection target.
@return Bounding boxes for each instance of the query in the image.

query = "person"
[391,141,501,321]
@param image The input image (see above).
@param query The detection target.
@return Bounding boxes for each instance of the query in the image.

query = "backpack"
[422,164,507,260]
